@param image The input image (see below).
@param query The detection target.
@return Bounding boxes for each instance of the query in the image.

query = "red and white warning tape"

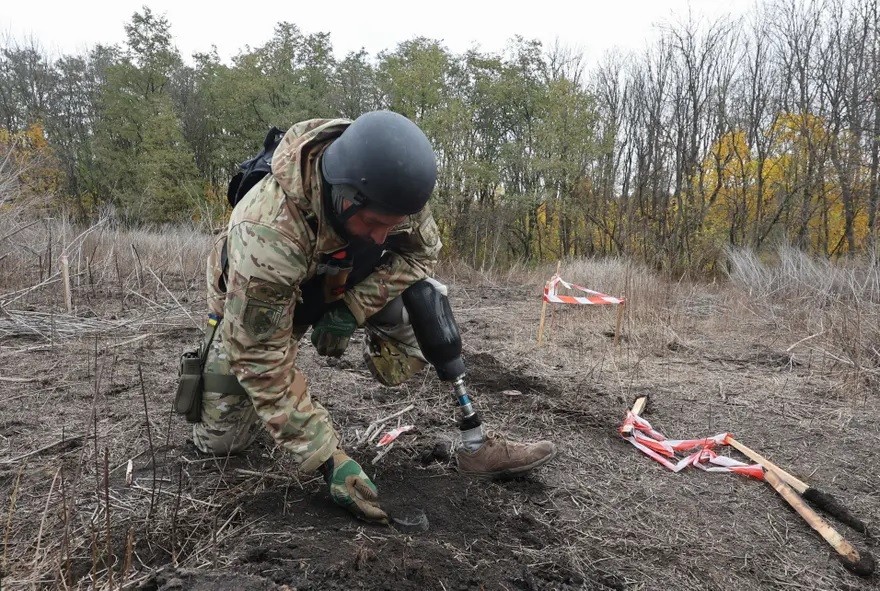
[543,275,624,306]
[377,425,415,447]
[619,411,764,480]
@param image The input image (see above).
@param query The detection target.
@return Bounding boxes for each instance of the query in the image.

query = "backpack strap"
[219,238,228,294]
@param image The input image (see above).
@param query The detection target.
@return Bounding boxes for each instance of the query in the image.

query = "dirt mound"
[142,460,592,591]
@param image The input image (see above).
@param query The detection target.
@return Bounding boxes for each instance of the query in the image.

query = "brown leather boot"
[457,432,556,478]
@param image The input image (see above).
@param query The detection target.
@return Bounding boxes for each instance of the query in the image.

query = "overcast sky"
[3,1,758,65]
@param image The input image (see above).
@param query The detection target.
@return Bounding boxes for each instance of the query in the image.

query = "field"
[1,215,878,590]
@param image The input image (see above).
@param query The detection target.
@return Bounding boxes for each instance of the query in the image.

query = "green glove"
[321,450,388,524]
[311,303,357,357]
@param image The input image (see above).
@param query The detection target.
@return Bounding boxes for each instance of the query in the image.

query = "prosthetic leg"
[401,280,485,450]
[402,279,556,476]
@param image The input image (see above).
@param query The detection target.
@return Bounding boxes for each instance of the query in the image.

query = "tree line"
[2,0,879,272]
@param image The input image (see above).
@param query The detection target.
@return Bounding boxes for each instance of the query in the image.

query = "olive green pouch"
[175,350,204,423]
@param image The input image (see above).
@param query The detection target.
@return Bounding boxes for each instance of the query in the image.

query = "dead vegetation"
[1,206,878,590]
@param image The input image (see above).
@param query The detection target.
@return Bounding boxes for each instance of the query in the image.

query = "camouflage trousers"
[191,281,443,456]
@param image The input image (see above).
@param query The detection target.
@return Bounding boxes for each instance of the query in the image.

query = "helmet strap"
[331,183,367,224]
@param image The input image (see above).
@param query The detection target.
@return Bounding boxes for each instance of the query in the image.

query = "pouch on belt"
[174,315,221,423]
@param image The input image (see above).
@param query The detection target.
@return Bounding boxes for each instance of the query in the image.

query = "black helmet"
[321,110,437,216]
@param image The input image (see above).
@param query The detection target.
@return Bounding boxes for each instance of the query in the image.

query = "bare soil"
[1,271,878,591]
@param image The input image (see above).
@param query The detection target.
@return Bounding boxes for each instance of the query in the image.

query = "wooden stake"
[764,469,874,576]
[614,301,626,347]
[537,261,561,346]
[61,253,72,313]
[726,436,809,493]
[727,435,868,533]
[122,526,134,583]
[621,395,649,437]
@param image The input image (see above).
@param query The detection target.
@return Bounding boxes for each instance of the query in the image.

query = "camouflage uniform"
[192,119,442,473]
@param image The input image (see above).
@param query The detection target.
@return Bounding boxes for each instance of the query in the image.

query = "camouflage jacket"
[208,118,442,471]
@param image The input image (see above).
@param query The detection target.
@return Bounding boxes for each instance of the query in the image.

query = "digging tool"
[621,395,649,437]
[763,469,875,576]
[725,435,868,534]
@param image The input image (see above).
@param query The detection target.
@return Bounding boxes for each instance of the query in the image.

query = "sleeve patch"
[242,278,295,341]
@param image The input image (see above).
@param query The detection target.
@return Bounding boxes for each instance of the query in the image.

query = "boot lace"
[486,432,511,459]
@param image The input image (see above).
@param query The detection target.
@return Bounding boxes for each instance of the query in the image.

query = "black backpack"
[226,126,285,208]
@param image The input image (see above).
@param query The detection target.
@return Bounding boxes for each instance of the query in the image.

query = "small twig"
[122,526,134,584]
[104,448,114,589]
[130,244,144,292]
[215,506,241,540]
[786,331,825,352]
[61,253,73,313]
[0,218,41,242]
[365,422,388,445]
[146,266,199,329]
[101,334,152,352]
[360,403,415,443]
[2,464,25,575]
[234,469,306,489]
[138,364,157,524]
[171,463,182,566]
[33,466,62,569]
[0,436,83,465]
[90,525,97,583]
[0,274,62,308]
[371,441,396,465]
[373,403,415,424]
[93,335,101,492]
[59,466,70,589]
[130,483,221,508]
[0,376,41,383]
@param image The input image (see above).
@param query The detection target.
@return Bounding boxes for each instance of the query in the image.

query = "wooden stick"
[360,404,415,444]
[0,436,84,465]
[61,254,72,313]
[726,436,809,492]
[371,441,396,465]
[536,300,549,345]
[537,260,561,346]
[621,395,649,437]
[763,469,874,576]
[130,483,221,508]
[727,435,868,533]
[614,301,626,347]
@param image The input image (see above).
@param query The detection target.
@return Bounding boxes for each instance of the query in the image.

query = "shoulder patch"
[242,278,295,342]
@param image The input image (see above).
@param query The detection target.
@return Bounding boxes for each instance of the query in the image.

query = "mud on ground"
[1,271,878,590]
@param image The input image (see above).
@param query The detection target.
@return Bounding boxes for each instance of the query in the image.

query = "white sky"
[3,1,758,65]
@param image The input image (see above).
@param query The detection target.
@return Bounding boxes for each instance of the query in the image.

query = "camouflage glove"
[311,303,357,357]
[321,450,388,524]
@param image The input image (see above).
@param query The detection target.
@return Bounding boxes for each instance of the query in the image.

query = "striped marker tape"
[377,425,415,447]
[543,275,624,306]
[619,411,764,480]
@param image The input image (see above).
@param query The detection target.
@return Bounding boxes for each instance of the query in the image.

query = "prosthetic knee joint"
[402,279,484,449]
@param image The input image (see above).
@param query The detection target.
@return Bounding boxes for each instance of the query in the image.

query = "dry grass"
[726,245,880,388]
